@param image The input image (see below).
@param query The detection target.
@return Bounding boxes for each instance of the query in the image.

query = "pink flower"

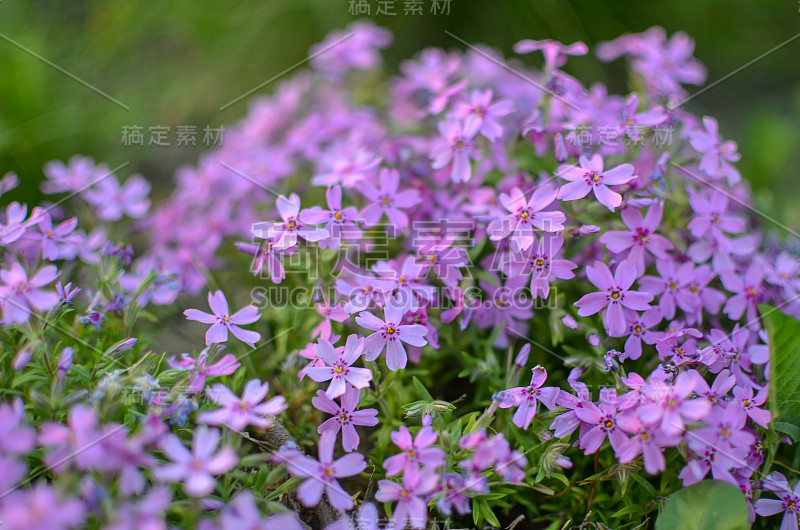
[274,434,366,512]
[496,366,560,429]
[313,387,378,452]
[83,174,151,221]
[637,372,710,435]
[356,304,428,371]
[0,263,59,325]
[557,154,637,212]
[359,169,421,230]
[576,388,628,455]
[39,405,110,472]
[153,426,237,497]
[234,237,294,284]
[599,204,673,275]
[487,184,566,253]
[416,235,469,287]
[452,89,514,142]
[383,425,445,478]
[307,185,362,250]
[198,379,287,432]
[430,118,480,183]
[574,260,653,336]
[184,290,261,348]
[252,193,329,251]
[689,116,741,185]
[166,350,241,393]
[0,485,85,530]
[304,335,373,398]
[375,469,439,529]
[26,210,81,261]
[754,473,800,529]
[372,256,436,313]
[513,39,588,70]
[504,232,577,299]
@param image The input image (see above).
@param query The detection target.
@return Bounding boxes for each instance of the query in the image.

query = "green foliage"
[760,304,800,441]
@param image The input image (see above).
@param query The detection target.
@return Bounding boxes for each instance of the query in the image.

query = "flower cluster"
[0,19,796,530]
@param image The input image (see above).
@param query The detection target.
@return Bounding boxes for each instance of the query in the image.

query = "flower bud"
[57,347,73,378]
[13,348,32,370]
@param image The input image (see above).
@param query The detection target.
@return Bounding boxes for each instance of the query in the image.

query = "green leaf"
[412,376,433,401]
[761,304,800,440]
[655,480,750,530]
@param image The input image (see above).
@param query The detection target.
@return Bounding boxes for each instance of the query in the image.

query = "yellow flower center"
[634,325,642,333]
[334,212,342,220]
[340,413,347,421]
[382,198,390,205]
[386,327,395,334]
[520,211,529,219]
[690,285,698,293]
[334,366,344,373]
[287,221,296,229]
[610,291,620,299]
[604,420,613,428]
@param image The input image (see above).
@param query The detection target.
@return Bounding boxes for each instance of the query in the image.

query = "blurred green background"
[1,0,799,228]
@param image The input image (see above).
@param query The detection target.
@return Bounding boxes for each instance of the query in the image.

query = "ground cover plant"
[1,21,799,530]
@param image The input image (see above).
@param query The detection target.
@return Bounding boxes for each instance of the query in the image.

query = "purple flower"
[235,237,294,284]
[307,185,362,250]
[83,174,151,221]
[599,204,673,275]
[304,335,373,398]
[167,350,241,393]
[39,405,109,472]
[309,20,392,76]
[0,263,59,325]
[755,473,800,530]
[153,426,237,497]
[452,88,514,142]
[504,232,577,299]
[359,169,421,230]
[372,256,435,313]
[721,262,765,323]
[732,384,771,428]
[487,184,566,253]
[0,202,27,245]
[575,388,628,455]
[513,39,588,71]
[0,398,35,456]
[672,263,726,324]
[691,403,755,453]
[198,379,287,432]
[0,485,85,530]
[637,372,710,435]
[416,235,469,287]
[375,469,439,529]
[383,424,445,478]
[638,258,695,320]
[618,308,662,359]
[106,487,172,530]
[574,260,653,336]
[557,154,637,212]
[26,210,80,261]
[274,433,366,512]
[615,412,681,475]
[313,387,378,452]
[252,193,329,251]
[219,491,304,530]
[356,304,428,371]
[496,365,560,429]
[430,118,480,183]
[41,155,105,194]
[184,290,261,347]
[312,148,381,188]
[687,190,745,243]
[689,116,741,185]
[618,93,666,140]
